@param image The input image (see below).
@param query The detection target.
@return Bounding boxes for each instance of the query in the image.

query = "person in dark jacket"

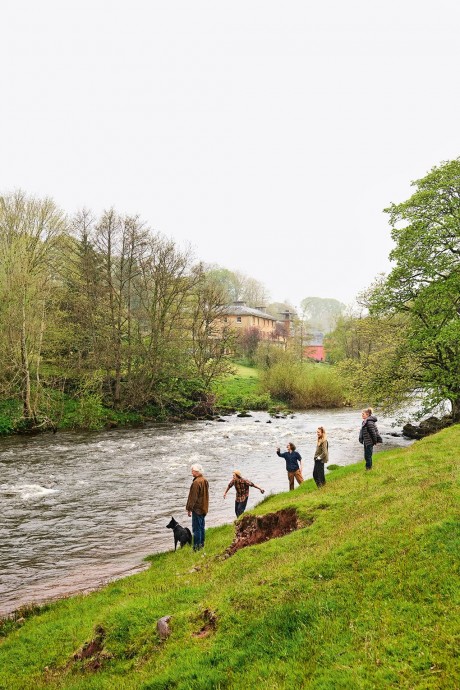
[313,426,329,487]
[223,470,265,517]
[186,464,209,550]
[359,408,380,470]
[276,442,304,490]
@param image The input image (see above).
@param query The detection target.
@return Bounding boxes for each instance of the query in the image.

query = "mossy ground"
[0,427,458,689]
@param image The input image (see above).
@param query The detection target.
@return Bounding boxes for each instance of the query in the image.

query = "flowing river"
[0,409,412,616]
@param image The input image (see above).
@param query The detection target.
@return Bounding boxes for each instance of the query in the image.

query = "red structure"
[303,344,325,362]
[303,330,325,362]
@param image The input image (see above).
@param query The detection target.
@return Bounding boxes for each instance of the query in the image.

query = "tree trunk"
[450,397,460,423]
[21,298,33,419]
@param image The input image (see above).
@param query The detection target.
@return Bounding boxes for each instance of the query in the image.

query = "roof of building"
[303,330,324,346]
[222,302,277,321]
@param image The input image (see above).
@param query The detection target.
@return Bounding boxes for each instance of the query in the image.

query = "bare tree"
[0,191,67,420]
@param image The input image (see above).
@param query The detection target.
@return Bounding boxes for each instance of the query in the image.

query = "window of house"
[236,316,242,322]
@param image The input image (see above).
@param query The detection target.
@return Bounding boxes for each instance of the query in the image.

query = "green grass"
[0,427,459,689]
[213,364,274,411]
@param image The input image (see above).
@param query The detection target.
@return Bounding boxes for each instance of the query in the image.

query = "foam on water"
[1,483,58,500]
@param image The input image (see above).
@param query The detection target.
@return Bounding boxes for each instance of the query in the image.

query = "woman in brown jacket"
[313,426,329,488]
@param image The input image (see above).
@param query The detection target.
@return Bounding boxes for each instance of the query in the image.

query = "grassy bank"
[0,363,347,436]
[0,397,159,435]
[1,427,459,689]
[213,364,274,411]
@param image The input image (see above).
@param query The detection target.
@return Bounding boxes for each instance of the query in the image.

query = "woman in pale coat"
[313,426,329,488]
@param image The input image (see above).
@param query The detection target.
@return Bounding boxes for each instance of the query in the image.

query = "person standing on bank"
[359,408,381,471]
[313,426,329,487]
[186,464,209,550]
[276,443,304,490]
[223,470,265,517]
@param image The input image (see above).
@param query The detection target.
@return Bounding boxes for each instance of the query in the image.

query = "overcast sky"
[2,1,459,309]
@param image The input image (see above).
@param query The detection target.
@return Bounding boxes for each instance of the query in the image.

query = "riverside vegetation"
[213,360,345,415]
[0,191,348,436]
[4,158,460,435]
[0,359,348,434]
[0,426,458,690]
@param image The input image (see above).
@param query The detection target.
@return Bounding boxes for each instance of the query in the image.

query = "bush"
[72,394,107,430]
[260,361,345,409]
[0,400,21,435]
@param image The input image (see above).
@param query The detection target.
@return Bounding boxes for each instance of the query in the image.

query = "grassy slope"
[0,427,459,690]
[212,365,272,410]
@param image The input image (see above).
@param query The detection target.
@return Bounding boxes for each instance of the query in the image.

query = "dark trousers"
[364,444,373,469]
[313,460,326,487]
[235,498,248,517]
[192,512,206,550]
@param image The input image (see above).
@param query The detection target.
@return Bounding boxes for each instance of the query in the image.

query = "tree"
[188,267,235,386]
[300,297,346,333]
[367,159,460,421]
[237,326,262,364]
[266,301,296,319]
[204,265,269,308]
[0,191,67,422]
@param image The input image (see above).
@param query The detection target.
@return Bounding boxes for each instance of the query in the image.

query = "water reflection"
[0,409,411,615]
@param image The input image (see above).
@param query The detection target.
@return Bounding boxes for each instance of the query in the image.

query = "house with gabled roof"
[219,302,326,359]
[219,301,279,339]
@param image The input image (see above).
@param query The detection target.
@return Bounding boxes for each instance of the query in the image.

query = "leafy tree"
[205,265,269,308]
[367,159,460,421]
[236,326,262,364]
[300,296,345,333]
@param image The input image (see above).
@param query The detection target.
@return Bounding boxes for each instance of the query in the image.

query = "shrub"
[260,361,345,409]
[0,400,22,435]
[72,394,107,430]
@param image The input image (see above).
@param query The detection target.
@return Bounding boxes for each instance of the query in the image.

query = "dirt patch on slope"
[71,625,113,671]
[226,508,302,556]
[192,608,218,638]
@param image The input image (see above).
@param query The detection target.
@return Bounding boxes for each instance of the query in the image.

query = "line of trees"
[0,191,235,429]
[325,158,460,422]
[3,157,458,429]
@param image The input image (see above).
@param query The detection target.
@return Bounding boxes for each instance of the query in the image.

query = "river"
[0,409,411,616]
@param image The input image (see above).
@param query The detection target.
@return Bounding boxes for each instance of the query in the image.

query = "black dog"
[166,517,192,551]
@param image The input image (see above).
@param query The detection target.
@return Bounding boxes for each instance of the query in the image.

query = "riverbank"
[0,366,271,437]
[0,362,347,437]
[1,425,458,689]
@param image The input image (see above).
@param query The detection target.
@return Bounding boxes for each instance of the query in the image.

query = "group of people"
[185,408,381,551]
[276,424,329,491]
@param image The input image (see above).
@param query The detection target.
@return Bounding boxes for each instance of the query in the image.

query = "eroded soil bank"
[226,508,303,555]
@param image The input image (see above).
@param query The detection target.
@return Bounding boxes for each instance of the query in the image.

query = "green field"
[1,427,459,689]
[213,364,274,411]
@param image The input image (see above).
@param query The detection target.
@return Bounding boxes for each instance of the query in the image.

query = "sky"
[2,0,460,310]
